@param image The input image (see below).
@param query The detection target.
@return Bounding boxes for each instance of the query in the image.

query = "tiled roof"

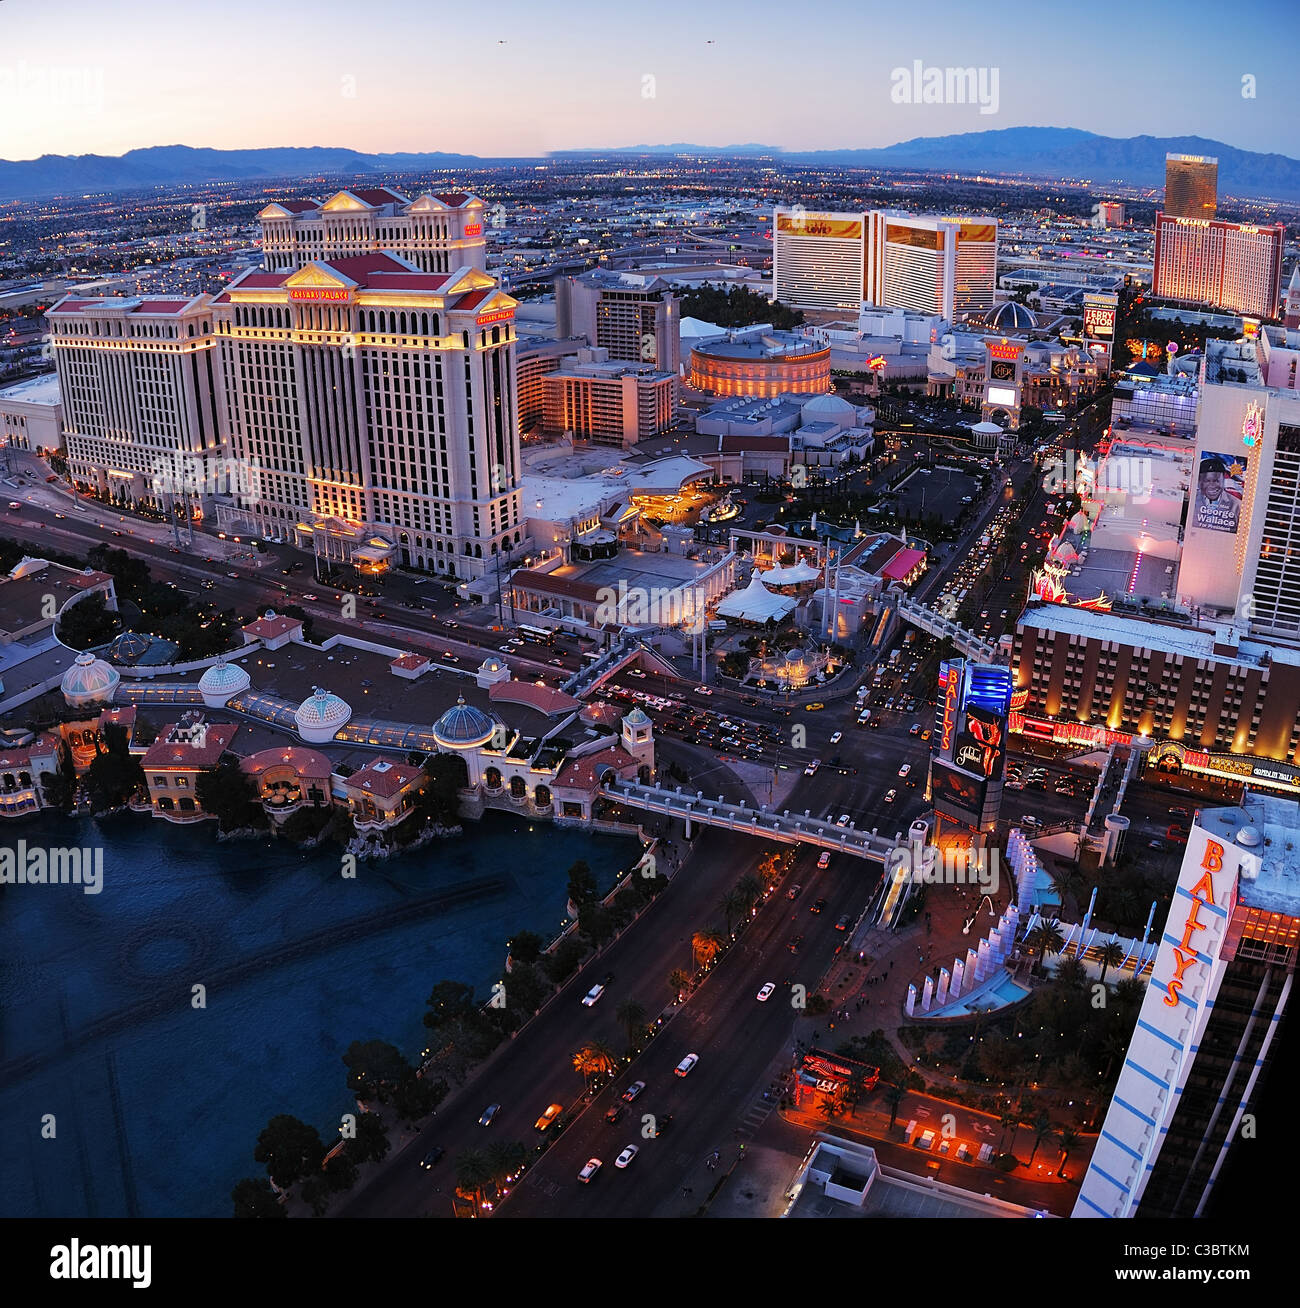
[511,570,603,602]
[345,759,422,798]
[242,613,302,640]
[239,746,332,779]
[488,681,580,716]
[143,723,237,770]
[556,744,637,793]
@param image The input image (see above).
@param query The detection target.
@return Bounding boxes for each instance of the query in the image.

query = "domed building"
[475,655,511,689]
[60,652,120,708]
[106,631,151,665]
[199,660,252,709]
[294,687,352,744]
[800,392,856,422]
[976,301,1037,333]
[433,696,500,752]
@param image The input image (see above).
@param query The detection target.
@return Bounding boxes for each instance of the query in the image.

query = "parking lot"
[890,464,984,522]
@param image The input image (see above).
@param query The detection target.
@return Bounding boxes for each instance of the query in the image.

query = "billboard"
[887,223,943,250]
[987,386,1017,407]
[1083,293,1117,342]
[932,760,986,826]
[777,213,863,240]
[1192,451,1246,534]
[953,704,1006,779]
[957,223,997,244]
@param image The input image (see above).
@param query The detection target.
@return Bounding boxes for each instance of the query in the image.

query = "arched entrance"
[509,775,527,799]
[484,766,502,792]
[534,784,551,810]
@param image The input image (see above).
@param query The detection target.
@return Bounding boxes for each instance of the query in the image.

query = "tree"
[391,1070,446,1122]
[195,754,263,833]
[572,1041,619,1090]
[566,859,598,908]
[417,751,469,826]
[883,1080,908,1132]
[735,873,763,915]
[616,998,647,1052]
[1097,938,1124,983]
[691,928,727,970]
[508,930,543,966]
[253,1114,326,1191]
[1027,1110,1058,1164]
[83,721,144,810]
[1054,956,1088,991]
[668,968,691,1002]
[423,980,477,1032]
[342,1040,411,1104]
[343,1112,390,1167]
[1056,1125,1081,1177]
[578,900,614,948]
[720,888,748,935]
[455,1150,494,1212]
[484,1140,527,1190]
[998,1109,1020,1153]
[1025,919,1065,974]
[231,1176,284,1219]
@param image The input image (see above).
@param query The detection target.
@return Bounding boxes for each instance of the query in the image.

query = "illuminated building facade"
[772,209,867,311]
[1151,214,1284,319]
[47,294,222,511]
[1164,153,1218,220]
[258,188,487,275]
[1075,793,1298,1218]
[689,330,830,398]
[556,270,681,379]
[212,252,522,579]
[540,359,676,447]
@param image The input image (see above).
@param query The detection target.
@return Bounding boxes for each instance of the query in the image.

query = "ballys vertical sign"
[1163,839,1222,1007]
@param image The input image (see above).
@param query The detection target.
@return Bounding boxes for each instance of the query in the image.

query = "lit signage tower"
[929,659,1012,833]
[1082,291,1118,375]
[981,338,1025,430]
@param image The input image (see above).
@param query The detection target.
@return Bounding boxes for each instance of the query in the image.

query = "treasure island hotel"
[49,187,522,580]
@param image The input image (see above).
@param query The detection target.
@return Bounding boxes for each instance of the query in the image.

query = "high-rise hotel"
[1074,793,1297,1218]
[773,208,997,318]
[50,187,522,580]
[1152,212,1284,320]
[1164,153,1218,220]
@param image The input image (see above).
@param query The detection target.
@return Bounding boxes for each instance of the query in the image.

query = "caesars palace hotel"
[47,187,524,579]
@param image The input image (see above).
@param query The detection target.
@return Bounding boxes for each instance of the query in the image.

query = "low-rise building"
[142,714,238,823]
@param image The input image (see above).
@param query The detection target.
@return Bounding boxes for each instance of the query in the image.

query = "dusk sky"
[3,0,1297,161]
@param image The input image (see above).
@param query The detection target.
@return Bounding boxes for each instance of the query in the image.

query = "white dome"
[60,652,120,707]
[801,393,855,417]
[294,686,352,743]
[199,660,252,707]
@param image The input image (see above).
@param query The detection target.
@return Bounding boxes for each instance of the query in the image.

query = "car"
[1167,824,1188,839]
[6,500,20,510]
[1169,806,1191,817]
[836,813,851,827]
[578,1158,602,1184]
[534,1102,564,1131]
[582,984,605,1007]
[884,788,898,803]
[870,719,881,730]
[694,686,713,695]
[811,897,828,914]
[804,702,824,711]
[835,915,851,932]
[478,1104,501,1127]
[909,723,921,735]
[1148,839,1168,851]
[605,1104,627,1125]
[627,668,647,679]
[615,1144,639,1169]
[756,982,776,1002]
[621,1081,646,1103]
[817,850,831,870]
[674,1053,699,1077]
[920,729,931,740]
[828,730,844,746]
[804,759,820,776]
[498,645,513,654]
[787,883,802,900]
[420,1146,445,1169]
[898,763,911,778]
[301,592,318,601]
[787,935,804,953]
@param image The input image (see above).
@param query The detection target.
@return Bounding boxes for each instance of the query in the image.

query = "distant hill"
[0,145,502,201]
[5,129,1300,202]
[565,128,1300,201]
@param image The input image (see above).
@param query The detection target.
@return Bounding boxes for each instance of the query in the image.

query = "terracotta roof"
[0,749,33,769]
[435,192,474,207]
[488,681,580,716]
[277,199,320,214]
[390,652,430,671]
[133,299,191,314]
[345,759,422,799]
[454,289,494,312]
[143,722,237,770]
[47,300,93,314]
[511,570,603,602]
[242,613,302,640]
[556,744,637,793]
[353,188,407,207]
[67,569,114,590]
[239,746,332,779]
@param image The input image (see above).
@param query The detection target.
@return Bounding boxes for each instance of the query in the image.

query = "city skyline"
[2,0,1298,162]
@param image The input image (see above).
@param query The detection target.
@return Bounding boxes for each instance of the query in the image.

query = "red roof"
[242,612,302,640]
[488,681,580,716]
[880,547,927,581]
[134,299,191,314]
[240,745,332,779]
[455,289,496,312]
[511,571,603,603]
[353,188,407,207]
[345,759,422,799]
[556,744,638,792]
[365,272,453,292]
[435,192,474,207]
[47,300,93,314]
[143,722,237,770]
[390,652,430,671]
[277,200,319,213]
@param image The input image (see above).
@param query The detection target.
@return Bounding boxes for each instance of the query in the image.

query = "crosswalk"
[735,1093,777,1141]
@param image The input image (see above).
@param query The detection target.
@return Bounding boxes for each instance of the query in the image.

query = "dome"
[294,686,352,743]
[199,660,252,707]
[800,393,855,417]
[106,630,151,664]
[979,301,1036,331]
[61,651,120,707]
[433,695,498,749]
[480,656,504,673]
[623,707,651,728]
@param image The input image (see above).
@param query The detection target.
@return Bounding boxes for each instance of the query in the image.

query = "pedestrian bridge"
[891,591,1001,662]
[604,779,903,863]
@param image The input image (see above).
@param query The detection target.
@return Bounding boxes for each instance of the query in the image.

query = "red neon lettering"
[1202,840,1224,873]
[1178,901,1207,952]
[1163,979,1183,1007]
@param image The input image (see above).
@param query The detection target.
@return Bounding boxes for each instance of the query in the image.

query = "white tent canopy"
[761,559,821,586]
[716,574,797,624]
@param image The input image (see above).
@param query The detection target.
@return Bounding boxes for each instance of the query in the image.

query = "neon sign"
[476,309,514,326]
[464,223,483,237]
[290,289,348,301]
[1163,840,1220,1007]
[1242,402,1262,448]
[939,662,960,754]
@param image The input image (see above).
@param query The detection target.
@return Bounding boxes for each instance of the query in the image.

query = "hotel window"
[153,777,168,787]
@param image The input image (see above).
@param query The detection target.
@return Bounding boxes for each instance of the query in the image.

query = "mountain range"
[3,129,1299,202]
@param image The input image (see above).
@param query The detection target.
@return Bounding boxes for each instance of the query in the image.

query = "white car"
[817,850,831,869]
[582,984,605,1007]
[884,788,898,803]
[829,731,842,744]
[578,1158,602,1183]
[756,982,776,1002]
[615,1145,640,1169]
[836,814,851,827]
[694,686,713,696]
[674,1053,699,1077]
[805,759,820,776]
[898,763,912,778]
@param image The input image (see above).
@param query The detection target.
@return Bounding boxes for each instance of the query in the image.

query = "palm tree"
[998,1109,1020,1153]
[454,1150,493,1212]
[1050,866,1083,911]
[1026,919,1065,974]
[1100,1029,1130,1082]
[720,890,748,936]
[571,1041,619,1091]
[1112,975,1144,1012]
[667,968,691,1003]
[484,1139,527,1190]
[1056,1125,1081,1177]
[1054,956,1088,990]
[1027,1110,1058,1164]
[735,873,763,914]
[1096,938,1124,984]
[692,928,727,970]
[883,1080,908,1132]
[616,998,647,1052]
